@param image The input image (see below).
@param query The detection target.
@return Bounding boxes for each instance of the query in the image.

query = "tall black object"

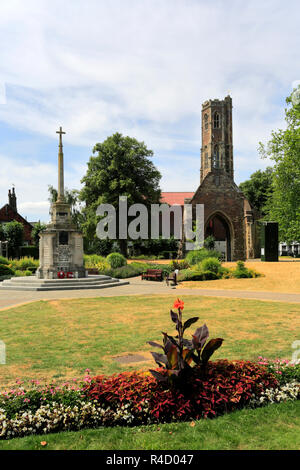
[261,222,278,262]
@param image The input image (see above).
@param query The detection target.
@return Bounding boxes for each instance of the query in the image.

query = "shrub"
[96,258,110,272]
[0,264,14,276]
[10,256,39,271]
[219,266,232,278]
[200,257,222,274]
[232,261,262,279]
[96,262,150,279]
[170,259,190,270]
[179,269,219,282]
[106,252,127,269]
[84,254,106,268]
[185,248,222,266]
[14,270,24,277]
[0,256,9,265]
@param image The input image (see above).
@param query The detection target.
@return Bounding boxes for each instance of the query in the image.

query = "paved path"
[1,277,300,310]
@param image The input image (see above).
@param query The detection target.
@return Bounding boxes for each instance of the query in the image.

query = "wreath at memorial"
[58,270,65,279]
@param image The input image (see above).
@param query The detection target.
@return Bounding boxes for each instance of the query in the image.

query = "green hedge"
[179,269,219,281]
[97,262,149,279]
[19,246,39,259]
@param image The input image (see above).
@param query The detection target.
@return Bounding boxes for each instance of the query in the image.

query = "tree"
[3,221,24,258]
[239,167,274,216]
[48,185,83,228]
[259,87,300,242]
[204,235,215,250]
[79,132,162,255]
[31,221,47,246]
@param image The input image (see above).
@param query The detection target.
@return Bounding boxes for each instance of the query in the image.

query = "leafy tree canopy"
[79,133,162,253]
[239,167,274,216]
[259,87,300,242]
[31,221,47,246]
[3,221,24,257]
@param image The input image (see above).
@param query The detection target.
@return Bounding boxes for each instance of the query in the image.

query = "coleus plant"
[148,298,224,385]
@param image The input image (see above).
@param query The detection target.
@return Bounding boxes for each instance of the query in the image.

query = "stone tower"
[200,95,234,183]
[186,95,259,261]
[36,128,86,279]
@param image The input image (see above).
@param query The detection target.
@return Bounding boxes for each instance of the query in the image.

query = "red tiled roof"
[160,192,194,206]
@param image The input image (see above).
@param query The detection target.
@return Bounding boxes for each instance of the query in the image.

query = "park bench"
[141,269,163,281]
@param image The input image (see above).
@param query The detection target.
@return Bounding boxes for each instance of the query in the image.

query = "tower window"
[213,145,219,168]
[204,113,208,130]
[213,112,220,129]
[204,152,208,168]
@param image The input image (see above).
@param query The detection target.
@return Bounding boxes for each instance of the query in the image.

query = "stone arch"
[205,210,234,261]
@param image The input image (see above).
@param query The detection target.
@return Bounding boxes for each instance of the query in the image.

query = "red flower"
[173,298,184,310]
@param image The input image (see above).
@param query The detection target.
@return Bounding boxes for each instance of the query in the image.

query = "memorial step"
[0,276,129,291]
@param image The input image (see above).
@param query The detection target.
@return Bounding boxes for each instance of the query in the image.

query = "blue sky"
[0,0,299,222]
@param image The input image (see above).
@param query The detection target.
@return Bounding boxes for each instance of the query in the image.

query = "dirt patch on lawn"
[111,351,153,365]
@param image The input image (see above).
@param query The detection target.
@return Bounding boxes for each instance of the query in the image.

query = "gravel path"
[1,276,300,310]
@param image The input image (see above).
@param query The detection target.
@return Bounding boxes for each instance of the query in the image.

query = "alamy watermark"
[0,81,6,105]
[291,340,300,365]
[96,196,204,250]
[0,340,6,364]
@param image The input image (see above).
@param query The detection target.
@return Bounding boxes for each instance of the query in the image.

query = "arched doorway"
[205,213,232,261]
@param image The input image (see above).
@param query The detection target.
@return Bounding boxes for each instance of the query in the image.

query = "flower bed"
[0,360,299,440]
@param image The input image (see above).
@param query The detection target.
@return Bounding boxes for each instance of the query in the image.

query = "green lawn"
[0,401,299,450]
[0,294,299,450]
[0,294,299,389]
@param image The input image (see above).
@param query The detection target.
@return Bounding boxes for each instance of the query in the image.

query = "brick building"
[161,96,260,261]
[0,188,34,245]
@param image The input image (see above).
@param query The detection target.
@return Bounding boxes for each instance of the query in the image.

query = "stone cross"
[56,126,66,202]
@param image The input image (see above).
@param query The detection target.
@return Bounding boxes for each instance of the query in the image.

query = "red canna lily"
[173,298,184,310]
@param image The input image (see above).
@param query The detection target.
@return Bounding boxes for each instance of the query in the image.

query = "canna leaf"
[147,341,164,350]
[183,316,199,333]
[182,338,193,350]
[182,348,194,366]
[163,332,179,349]
[192,324,209,350]
[167,344,179,369]
[170,309,179,324]
[151,351,168,366]
[149,369,168,382]
[201,338,224,365]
